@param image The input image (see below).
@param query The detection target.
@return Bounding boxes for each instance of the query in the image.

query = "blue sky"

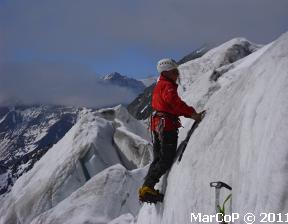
[1,0,287,78]
[0,0,287,107]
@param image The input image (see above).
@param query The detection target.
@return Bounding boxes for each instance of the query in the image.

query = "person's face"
[168,68,179,82]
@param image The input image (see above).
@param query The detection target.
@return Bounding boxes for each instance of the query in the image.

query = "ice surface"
[108,213,135,224]
[114,126,152,168]
[137,32,288,224]
[0,106,151,224]
[30,164,146,224]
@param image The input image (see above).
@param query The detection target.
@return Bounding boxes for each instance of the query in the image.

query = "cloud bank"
[0,62,137,108]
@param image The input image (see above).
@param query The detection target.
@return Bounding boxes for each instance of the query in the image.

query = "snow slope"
[0,105,151,224]
[0,105,82,195]
[137,32,288,224]
[30,164,146,224]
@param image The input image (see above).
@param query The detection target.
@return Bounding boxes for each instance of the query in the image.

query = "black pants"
[143,130,178,188]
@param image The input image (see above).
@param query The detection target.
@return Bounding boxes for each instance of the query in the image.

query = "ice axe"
[210,181,232,224]
[176,111,206,162]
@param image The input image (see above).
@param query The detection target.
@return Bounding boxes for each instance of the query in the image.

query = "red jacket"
[151,75,196,131]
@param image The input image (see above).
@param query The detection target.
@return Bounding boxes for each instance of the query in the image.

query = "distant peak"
[103,72,124,80]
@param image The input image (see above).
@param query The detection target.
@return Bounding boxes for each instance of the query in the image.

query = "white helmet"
[156,58,178,74]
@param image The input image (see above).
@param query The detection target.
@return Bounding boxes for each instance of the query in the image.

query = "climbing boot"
[138,185,164,203]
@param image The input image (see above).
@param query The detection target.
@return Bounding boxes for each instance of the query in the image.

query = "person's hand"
[190,110,206,122]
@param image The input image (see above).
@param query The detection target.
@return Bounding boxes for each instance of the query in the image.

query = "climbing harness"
[151,111,179,143]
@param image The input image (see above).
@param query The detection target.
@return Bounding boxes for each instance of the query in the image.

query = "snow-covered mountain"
[0,105,84,195]
[177,43,214,65]
[1,31,288,224]
[127,83,155,120]
[127,76,157,120]
[0,105,152,224]
[138,76,158,87]
[101,72,146,95]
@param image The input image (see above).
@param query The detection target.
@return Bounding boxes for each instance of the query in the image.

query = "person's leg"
[143,131,161,187]
[143,130,178,188]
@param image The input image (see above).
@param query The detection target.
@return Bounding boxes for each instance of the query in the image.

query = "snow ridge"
[137,32,288,224]
[0,105,152,224]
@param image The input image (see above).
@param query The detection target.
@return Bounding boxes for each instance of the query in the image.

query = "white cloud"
[0,62,136,108]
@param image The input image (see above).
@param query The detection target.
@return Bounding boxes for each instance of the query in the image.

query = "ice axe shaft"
[177,111,206,162]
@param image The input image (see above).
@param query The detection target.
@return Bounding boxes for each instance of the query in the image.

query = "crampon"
[138,186,164,204]
[139,192,164,203]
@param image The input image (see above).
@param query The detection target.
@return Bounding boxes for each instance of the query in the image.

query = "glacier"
[137,32,288,224]
[0,31,288,224]
[0,105,151,224]
[0,105,83,195]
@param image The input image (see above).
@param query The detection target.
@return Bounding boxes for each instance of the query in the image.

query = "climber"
[138,58,205,203]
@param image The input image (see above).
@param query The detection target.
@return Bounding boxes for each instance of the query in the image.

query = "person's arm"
[162,85,196,117]
[162,85,206,121]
